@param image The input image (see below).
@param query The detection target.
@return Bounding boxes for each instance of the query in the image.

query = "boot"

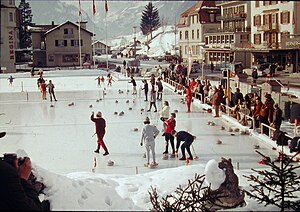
[103,152,109,156]
[94,149,99,153]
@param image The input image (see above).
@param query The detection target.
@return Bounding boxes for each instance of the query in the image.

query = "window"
[185,31,188,40]
[9,12,13,22]
[55,40,67,47]
[254,15,261,26]
[179,31,182,40]
[255,0,260,7]
[197,29,199,39]
[230,35,234,43]
[48,55,54,62]
[281,11,290,24]
[191,15,194,24]
[71,40,82,47]
[64,28,73,35]
[254,34,261,44]
[192,30,194,39]
[9,0,14,5]
[221,35,225,43]
[238,6,245,13]
[62,54,78,63]
[270,1,277,5]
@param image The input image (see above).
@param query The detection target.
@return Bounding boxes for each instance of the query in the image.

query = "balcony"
[257,23,280,32]
[219,12,247,21]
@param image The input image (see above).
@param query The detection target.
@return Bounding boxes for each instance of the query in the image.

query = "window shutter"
[64,40,67,46]
[280,12,283,24]
[254,16,256,26]
[263,15,265,25]
[288,11,290,23]
[276,13,278,23]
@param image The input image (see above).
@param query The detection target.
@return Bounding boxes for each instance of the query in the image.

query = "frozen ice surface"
[0,70,278,175]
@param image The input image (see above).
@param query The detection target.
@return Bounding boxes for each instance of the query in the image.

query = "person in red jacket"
[91,112,109,156]
[163,113,176,155]
[185,85,193,113]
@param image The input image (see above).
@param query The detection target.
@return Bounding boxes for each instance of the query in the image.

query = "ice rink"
[0,70,278,175]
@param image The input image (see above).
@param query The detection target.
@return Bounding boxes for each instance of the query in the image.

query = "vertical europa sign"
[8,30,14,60]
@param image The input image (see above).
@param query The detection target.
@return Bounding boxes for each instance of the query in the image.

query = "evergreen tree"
[18,0,33,49]
[140,2,160,41]
[243,151,300,211]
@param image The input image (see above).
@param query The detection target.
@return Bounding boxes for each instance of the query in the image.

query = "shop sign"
[8,30,14,60]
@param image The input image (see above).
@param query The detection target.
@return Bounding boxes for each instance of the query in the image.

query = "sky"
[0,67,294,211]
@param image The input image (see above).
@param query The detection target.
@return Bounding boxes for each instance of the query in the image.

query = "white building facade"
[0,0,19,73]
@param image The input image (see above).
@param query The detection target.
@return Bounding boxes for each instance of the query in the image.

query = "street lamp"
[133,26,137,59]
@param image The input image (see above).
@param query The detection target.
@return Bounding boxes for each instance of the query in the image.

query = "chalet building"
[0,0,20,73]
[177,1,221,63]
[29,21,93,67]
[204,1,252,68]
[92,41,111,55]
[251,1,300,73]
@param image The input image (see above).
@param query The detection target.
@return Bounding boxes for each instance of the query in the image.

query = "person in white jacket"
[160,101,170,136]
[140,117,160,167]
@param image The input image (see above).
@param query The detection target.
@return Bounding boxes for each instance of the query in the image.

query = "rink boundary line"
[0,116,210,129]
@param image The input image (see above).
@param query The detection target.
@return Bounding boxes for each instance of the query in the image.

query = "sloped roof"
[44,21,93,36]
[180,1,203,17]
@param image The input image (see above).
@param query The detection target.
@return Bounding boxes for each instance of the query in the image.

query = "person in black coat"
[172,130,195,161]
[233,88,244,106]
[272,103,283,130]
[142,79,149,101]
[0,154,43,210]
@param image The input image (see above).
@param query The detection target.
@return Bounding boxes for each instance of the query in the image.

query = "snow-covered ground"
[0,69,292,211]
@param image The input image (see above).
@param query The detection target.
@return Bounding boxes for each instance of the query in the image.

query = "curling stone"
[234,128,240,132]
[126,100,129,103]
[143,153,146,158]
[207,109,212,113]
[207,121,212,125]
[140,108,144,112]
[169,154,175,158]
[162,154,169,160]
[210,122,215,126]
[148,163,157,169]
[127,89,130,93]
[174,109,178,113]
[240,131,246,135]
[133,128,138,132]
[228,127,233,132]
[115,100,118,103]
[254,144,260,149]
[89,104,93,108]
[114,112,118,115]
[129,107,132,110]
[107,160,114,166]
[96,99,100,102]
[119,111,124,116]
[220,126,225,130]
[68,102,74,106]
[216,139,222,144]
[50,105,54,108]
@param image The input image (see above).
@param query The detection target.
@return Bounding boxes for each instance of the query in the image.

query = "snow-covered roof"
[44,21,93,36]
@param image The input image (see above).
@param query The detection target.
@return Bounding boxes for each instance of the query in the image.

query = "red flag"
[92,0,96,15]
[105,0,108,13]
[78,0,82,16]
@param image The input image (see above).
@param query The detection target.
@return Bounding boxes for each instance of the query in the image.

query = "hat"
[171,113,176,118]
[144,117,150,124]
[96,112,102,117]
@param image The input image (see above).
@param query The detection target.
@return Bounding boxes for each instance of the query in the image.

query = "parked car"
[191,63,201,73]
[97,62,116,69]
[137,54,149,61]
[141,68,159,77]
[243,67,267,77]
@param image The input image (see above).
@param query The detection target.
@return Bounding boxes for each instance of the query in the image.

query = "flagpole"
[78,0,82,69]
[92,0,96,69]
[93,18,96,69]
[105,11,108,72]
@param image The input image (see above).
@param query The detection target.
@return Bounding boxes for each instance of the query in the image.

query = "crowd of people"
[158,63,284,135]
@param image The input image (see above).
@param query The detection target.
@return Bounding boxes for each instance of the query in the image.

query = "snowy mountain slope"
[16,0,195,40]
